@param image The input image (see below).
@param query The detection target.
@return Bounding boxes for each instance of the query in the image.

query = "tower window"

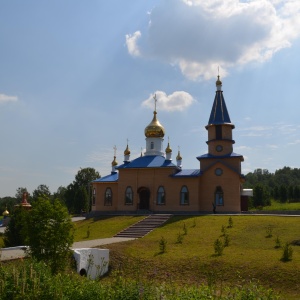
[104,188,112,206]
[151,142,154,149]
[125,186,133,205]
[180,186,189,205]
[157,186,165,205]
[216,125,222,139]
[215,186,224,206]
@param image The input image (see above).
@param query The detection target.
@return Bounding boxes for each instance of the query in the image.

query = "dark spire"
[207,76,232,126]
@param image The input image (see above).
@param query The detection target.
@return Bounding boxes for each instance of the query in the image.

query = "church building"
[91,76,247,213]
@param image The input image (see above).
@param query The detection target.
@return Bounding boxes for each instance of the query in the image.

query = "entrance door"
[138,187,150,210]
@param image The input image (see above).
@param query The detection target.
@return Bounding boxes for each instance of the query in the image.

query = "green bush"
[214,238,224,256]
[159,236,167,253]
[176,232,183,244]
[281,242,293,262]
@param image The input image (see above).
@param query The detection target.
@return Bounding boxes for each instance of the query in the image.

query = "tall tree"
[3,206,29,247]
[26,196,74,274]
[253,184,270,207]
[65,167,100,214]
[32,184,51,202]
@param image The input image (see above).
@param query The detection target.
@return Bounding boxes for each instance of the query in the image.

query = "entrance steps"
[114,214,172,238]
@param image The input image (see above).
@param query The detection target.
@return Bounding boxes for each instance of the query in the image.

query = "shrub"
[274,236,281,249]
[223,234,230,247]
[176,232,184,244]
[228,216,233,228]
[159,236,167,253]
[281,242,293,262]
[183,222,188,235]
[221,225,227,236]
[265,226,273,238]
[214,238,224,256]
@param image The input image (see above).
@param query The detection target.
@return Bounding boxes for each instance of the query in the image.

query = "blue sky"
[1,0,300,197]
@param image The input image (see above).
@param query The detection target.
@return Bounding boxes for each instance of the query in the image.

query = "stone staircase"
[114,214,172,238]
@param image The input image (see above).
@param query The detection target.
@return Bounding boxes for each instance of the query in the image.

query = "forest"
[244,167,300,207]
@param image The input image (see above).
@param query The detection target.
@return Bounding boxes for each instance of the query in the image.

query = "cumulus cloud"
[142,90,195,112]
[125,0,300,80]
[125,31,141,56]
[0,93,18,103]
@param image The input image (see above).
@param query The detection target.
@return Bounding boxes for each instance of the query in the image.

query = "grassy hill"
[76,215,300,299]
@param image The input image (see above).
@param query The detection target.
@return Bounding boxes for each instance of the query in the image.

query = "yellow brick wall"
[199,162,241,212]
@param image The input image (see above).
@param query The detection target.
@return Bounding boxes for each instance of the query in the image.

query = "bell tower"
[206,76,235,156]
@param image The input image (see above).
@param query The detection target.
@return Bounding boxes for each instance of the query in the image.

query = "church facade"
[91,77,247,214]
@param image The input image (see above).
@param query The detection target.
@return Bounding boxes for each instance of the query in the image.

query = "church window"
[215,186,224,206]
[125,186,133,205]
[215,168,223,176]
[180,186,189,205]
[157,186,165,205]
[216,125,222,139]
[92,188,96,206]
[104,188,112,206]
[151,142,154,149]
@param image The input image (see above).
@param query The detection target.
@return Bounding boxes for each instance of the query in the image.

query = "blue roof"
[92,172,118,183]
[117,155,177,169]
[197,152,243,160]
[207,90,233,126]
[171,169,202,178]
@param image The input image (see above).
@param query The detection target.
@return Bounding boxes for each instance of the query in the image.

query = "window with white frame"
[157,186,165,205]
[104,188,112,206]
[125,186,133,205]
[180,186,189,205]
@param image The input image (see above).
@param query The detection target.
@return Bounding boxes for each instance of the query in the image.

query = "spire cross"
[153,94,157,112]
[126,138,129,146]
[113,145,117,157]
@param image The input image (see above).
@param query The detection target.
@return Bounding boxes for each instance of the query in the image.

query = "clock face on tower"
[216,145,223,152]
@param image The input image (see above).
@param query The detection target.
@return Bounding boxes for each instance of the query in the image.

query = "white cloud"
[126,0,300,80]
[0,93,18,103]
[125,31,141,57]
[142,90,195,112]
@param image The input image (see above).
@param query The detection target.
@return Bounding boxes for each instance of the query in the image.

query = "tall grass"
[0,259,278,299]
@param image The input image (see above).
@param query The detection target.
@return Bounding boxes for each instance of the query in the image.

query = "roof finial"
[216,68,222,90]
[153,93,157,113]
[124,139,130,156]
[113,145,117,157]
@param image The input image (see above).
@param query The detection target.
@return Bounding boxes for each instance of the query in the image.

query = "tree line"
[0,167,100,216]
[244,167,300,208]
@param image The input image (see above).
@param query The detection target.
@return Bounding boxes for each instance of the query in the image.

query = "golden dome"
[176,150,182,160]
[111,156,118,167]
[216,75,222,86]
[2,209,9,216]
[144,111,165,138]
[124,144,130,156]
[165,142,172,153]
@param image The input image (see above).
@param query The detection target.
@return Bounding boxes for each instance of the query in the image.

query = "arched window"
[92,188,96,205]
[180,186,189,205]
[157,186,165,205]
[125,186,133,205]
[215,186,224,206]
[104,188,112,206]
[151,141,154,149]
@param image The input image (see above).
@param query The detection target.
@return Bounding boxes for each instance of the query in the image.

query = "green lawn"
[98,215,300,299]
[261,200,300,211]
[73,215,145,241]
[2,214,299,298]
